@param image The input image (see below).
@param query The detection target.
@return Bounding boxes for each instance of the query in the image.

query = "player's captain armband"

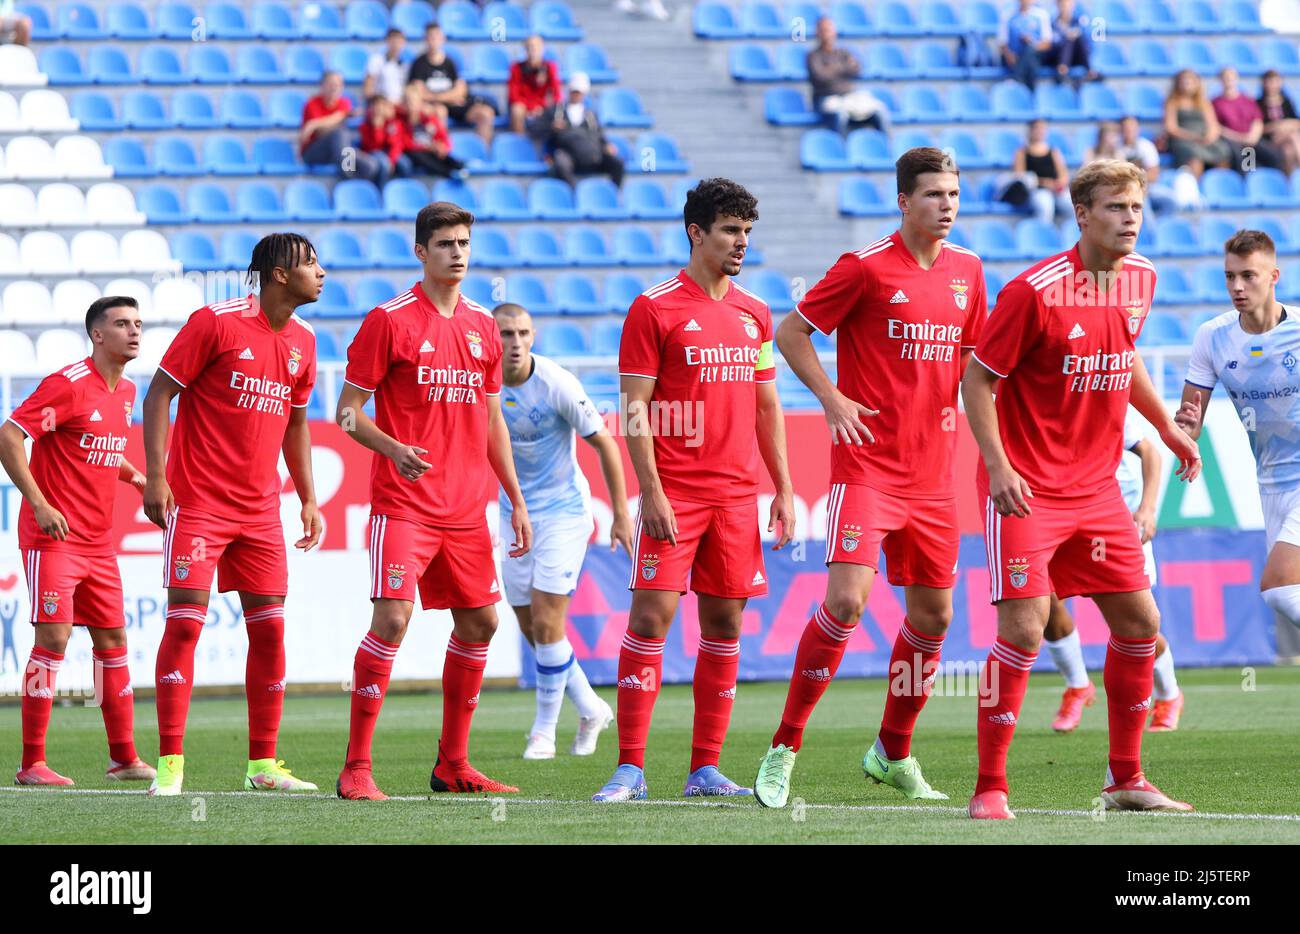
[756,341,774,371]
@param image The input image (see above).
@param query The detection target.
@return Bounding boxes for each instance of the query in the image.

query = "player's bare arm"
[487,394,531,557]
[776,312,877,446]
[117,456,146,493]
[1130,353,1200,482]
[1132,437,1161,543]
[335,381,431,481]
[621,373,676,546]
[0,420,68,540]
[961,357,1033,517]
[141,370,183,529]
[756,381,795,550]
[583,428,633,554]
[1174,384,1212,440]
[282,404,322,552]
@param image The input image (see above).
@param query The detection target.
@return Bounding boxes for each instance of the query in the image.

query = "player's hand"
[1160,423,1201,483]
[125,470,146,494]
[295,501,322,552]
[1173,390,1203,437]
[1133,505,1157,544]
[768,488,795,550]
[33,503,69,541]
[509,504,532,558]
[609,511,634,555]
[989,463,1033,518]
[823,388,878,446]
[390,443,432,482]
[641,489,678,546]
[143,475,174,530]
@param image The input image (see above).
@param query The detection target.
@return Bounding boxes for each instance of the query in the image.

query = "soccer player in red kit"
[962,159,1202,819]
[335,202,532,801]
[142,234,325,796]
[0,297,155,786]
[593,177,796,802]
[752,148,987,808]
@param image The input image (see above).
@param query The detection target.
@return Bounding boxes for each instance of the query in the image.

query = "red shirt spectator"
[508,36,562,116]
[300,72,353,154]
[360,98,413,166]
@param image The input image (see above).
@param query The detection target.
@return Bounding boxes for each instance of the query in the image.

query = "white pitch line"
[1,786,1297,823]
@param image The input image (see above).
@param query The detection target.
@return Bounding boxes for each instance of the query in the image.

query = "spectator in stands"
[615,0,670,22]
[1047,0,1098,87]
[300,71,388,186]
[999,0,1052,91]
[1014,118,1072,223]
[0,0,31,46]
[1086,116,1176,213]
[361,95,468,181]
[1084,120,1122,162]
[1259,69,1300,176]
[1163,69,1233,180]
[508,35,564,137]
[407,99,470,179]
[364,28,410,106]
[806,17,888,135]
[539,72,624,189]
[1213,66,1286,173]
[408,23,498,145]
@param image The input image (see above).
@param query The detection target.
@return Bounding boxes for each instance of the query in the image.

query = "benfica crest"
[287,347,303,375]
[466,330,484,358]
[1007,559,1030,590]
[640,556,660,581]
[949,279,969,311]
[123,401,133,424]
[386,564,407,591]
[41,590,60,616]
[1125,305,1145,335]
[739,311,759,340]
[840,527,862,553]
[173,557,191,582]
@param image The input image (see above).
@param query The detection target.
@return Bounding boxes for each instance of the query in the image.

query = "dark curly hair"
[683,177,759,242]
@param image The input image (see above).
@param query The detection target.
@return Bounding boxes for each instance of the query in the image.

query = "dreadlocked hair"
[246,233,316,290]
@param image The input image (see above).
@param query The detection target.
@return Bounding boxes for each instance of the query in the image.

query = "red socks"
[975,638,1038,795]
[878,617,945,761]
[155,603,206,757]
[772,604,853,751]
[93,646,137,764]
[1105,635,1157,785]
[244,604,286,761]
[346,632,399,769]
[21,647,62,769]
[691,637,739,772]
[439,635,488,766]
[615,631,664,768]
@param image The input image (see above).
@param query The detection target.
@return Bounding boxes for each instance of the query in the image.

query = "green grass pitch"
[1,666,1298,844]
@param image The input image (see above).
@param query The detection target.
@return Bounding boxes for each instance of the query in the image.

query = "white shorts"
[1142,539,1156,587]
[1262,487,1300,552]
[501,513,593,606]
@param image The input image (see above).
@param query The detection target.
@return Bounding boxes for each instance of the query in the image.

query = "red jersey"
[619,271,776,506]
[158,295,317,517]
[507,60,562,112]
[972,244,1156,501]
[344,283,502,529]
[798,232,987,497]
[8,358,135,554]
[301,94,352,152]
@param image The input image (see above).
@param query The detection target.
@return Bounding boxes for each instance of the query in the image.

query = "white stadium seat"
[70,229,121,275]
[102,278,154,318]
[85,183,145,226]
[0,92,22,132]
[37,182,89,226]
[0,332,37,374]
[0,233,20,274]
[35,329,89,372]
[21,90,78,133]
[20,230,73,275]
[129,326,177,375]
[0,46,46,89]
[0,280,52,325]
[52,279,102,325]
[119,230,177,274]
[5,136,58,179]
[153,276,206,324]
[54,136,111,179]
[0,183,38,225]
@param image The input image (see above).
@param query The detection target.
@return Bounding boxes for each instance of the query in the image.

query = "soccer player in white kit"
[493,303,634,759]
[1176,229,1300,635]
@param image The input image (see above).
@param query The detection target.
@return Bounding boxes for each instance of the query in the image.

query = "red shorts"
[823,483,959,589]
[22,549,124,628]
[982,490,1149,601]
[629,497,766,599]
[369,514,499,611]
[164,506,287,596]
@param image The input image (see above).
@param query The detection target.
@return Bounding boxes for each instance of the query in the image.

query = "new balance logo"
[355,683,382,699]
[268,678,286,693]
[1068,323,1086,340]
[801,667,832,682]
[889,290,909,304]
[618,673,650,691]
[238,347,254,360]
[987,711,1017,726]
[89,409,102,422]
[159,670,186,685]
[752,570,765,585]
[419,340,435,353]
[719,686,736,699]
[684,318,702,331]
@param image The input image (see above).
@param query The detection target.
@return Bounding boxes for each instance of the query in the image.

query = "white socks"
[1044,630,1090,689]
[1152,644,1180,701]
[531,638,604,741]
[1262,584,1300,630]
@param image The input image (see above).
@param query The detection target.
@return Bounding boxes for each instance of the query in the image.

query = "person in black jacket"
[539,73,625,188]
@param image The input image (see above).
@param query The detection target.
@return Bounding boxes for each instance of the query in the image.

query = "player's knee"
[1261,584,1300,628]
[823,593,867,626]
[627,609,673,639]
[910,605,953,634]
[94,629,128,651]
[370,607,410,644]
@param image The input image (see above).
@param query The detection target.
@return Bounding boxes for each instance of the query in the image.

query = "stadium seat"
[519,229,566,268]
[267,89,307,128]
[847,128,893,170]
[51,279,101,325]
[470,44,511,83]
[304,280,352,319]
[57,2,105,39]
[300,3,346,39]
[660,226,690,266]
[750,270,795,312]
[731,44,780,82]
[1217,39,1262,77]
[564,227,614,266]
[473,228,516,267]
[251,3,296,39]
[948,84,993,122]
[1260,39,1300,76]
[1081,83,1124,120]
[694,2,743,39]
[167,90,219,130]
[188,46,234,85]
[252,137,301,175]
[555,274,604,316]
[334,180,387,221]
[1093,0,1138,33]
[36,330,90,371]
[1246,217,1294,255]
[330,46,371,84]
[134,185,186,227]
[901,86,946,121]
[532,1,582,40]
[838,178,891,216]
[1247,168,1295,208]
[459,276,497,309]
[119,90,167,130]
[1224,0,1267,33]
[202,2,252,38]
[39,48,87,86]
[973,225,1018,261]
[1,280,52,324]
[16,89,74,132]
[1131,39,1177,77]
[72,230,126,275]
[605,273,644,313]
[368,230,419,269]
[487,0,534,40]
[1202,169,1250,209]
[54,135,111,180]
[69,92,121,131]
[877,1,921,35]
[938,129,989,169]
[625,180,677,220]
[914,41,965,79]
[1137,0,1178,32]
[285,180,336,221]
[889,129,932,160]
[741,2,786,38]
[764,87,819,126]
[1016,221,1063,259]
[383,178,430,220]
[317,230,367,270]
[0,233,20,274]
[186,184,237,223]
[0,184,36,225]
[203,135,253,175]
[1038,83,1083,120]
[1124,84,1165,121]
[106,4,156,39]
[575,178,626,220]
[36,183,87,226]
[219,91,268,130]
[5,135,56,179]
[155,2,198,39]
[564,44,618,84]
[535,322,588,356]
[1194,263,1228,302]
[1141,312,1188,345]
[236,183,286,223]
[354,277,398,312]
[1091,42,1136,78]
[138,47,185,85]
[147,137,198,177]
[870,44,916,80]
[613,227,661,266]
[1153,266,1197,305]
[1154,218,1200,257]
[829,1,874,37]
[599,89,653,128]
[528,178,580,220]
[1173,39,1217,76]
[287,47,325,84]
[590,320,623,356]
[391,0,437,38]
[450,132,493,173]
[2,44,45,88]
[801,129,851,170]
[992,81,1036,121]
[434,179,483,216]
[219,232,259,270]
[440,0,488,40]
[238,46,287,84]
[494,133,547,174]
[505,275,557,316]
[344,0,389,39]
[172,231,222,271]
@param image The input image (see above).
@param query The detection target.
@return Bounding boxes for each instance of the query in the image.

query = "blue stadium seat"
[775,44,810,80]
[847,128,892,170]
[71,92,123,130]
[285,180,336,221]
[564,44,618,84]
[918,0,961,35]
[536,322,588,355]
[1093,0,1138,34]
[1141,312,1187,345]
[732,44,780,82]
[354,277,398,312]
[529,178,580,220]
[219,91,266,129]
[383,178,430,220]
[1173,39,1217,76]
[1202,169,1250,209]
[1153,267,1197,305]
[985,129,1022,166]
[188,46,234,85]
[333,179,386,221]
[345,0,390,39]
[120,90,167,129]
[565,227,614,265]
[962,1,999,34]
[657,226,689,265]
[187,184,238,223]
[878,1,921,35]
[1124,83,1165,120]
[599,89,653,128]
[784,1,822,34]
[694,2,743,39]
[1244,217,1293,254]
[606,273,646,313]
[482,2,530,40]
[267,89,306,128]
[450,132,493,173]
[1178,0,1221,32]
[948,84,993,122]
[870,44,916,80]
[750,270,795,312]
[576,178,626,220]
[992,81,1036,121]
[1261,39,1300,76]
[939,129,989,169]
[741,2,786,38]
[1195,264,1228,302]
[901,86,946,121]
[237,47,286,84]
[41,49,89,85]
[205,2,252,39]
[973,225,1017,261]
[368,227,418,268]
[287,47,326,84]
[156,3,199,39]
[252,137,300,175]
[1154,218,1200,256]
[173,232,222,271]
[838,178,891,216]
[167,90,217,129]
[1037,83,1083,120]
[90,47,136,85]
[137,184,189,223]
[106,4,156,40]
[1137,0,1178,33]
[1016,220,1063,259]
[984,269,1007,303]
[155,136,202,176]
[555,274,605,316]
[252,4,297,40]
[203,135,253,175]
[830,1,874,37]
[1091,42,1135,77]
[103,138,151,176]
[519,229,566,267]
[506,275,557,316]
[1131,39,1177,77]
[219,232,258,269]
[391,0,437,38]
[802,129,850,170]
[1246,168,1294,208]
[532,1,583,41]
[889,129,932,159]
[473,228,517,267]
[764,87,819,125]
[58,3,106,39]
[303,281,352,320]
[440,0,488,40]
[1080,83,1124,120]
[626,179,677,219]
[470,44,511,83]
[591,320,622,355]
[482,179,531,220]
[455,276,493,309]
[318,230,367,270]
[914,41,964,79]
[1199,216,1237,251]
[493,133,547,174]
[613,227,661,266]
[635,133,688,173]
[138,47,184,85]
[235,183,286,223]
[434,179,482,216]
[330,46,371,84]
[299,3,346,39]
[1217,39,1262,77]
[1224,1,1267,33]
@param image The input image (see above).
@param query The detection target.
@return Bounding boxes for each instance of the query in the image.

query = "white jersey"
[1186,306,1300,494]
[1115,408,1145,512]
[499,353,605,520]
